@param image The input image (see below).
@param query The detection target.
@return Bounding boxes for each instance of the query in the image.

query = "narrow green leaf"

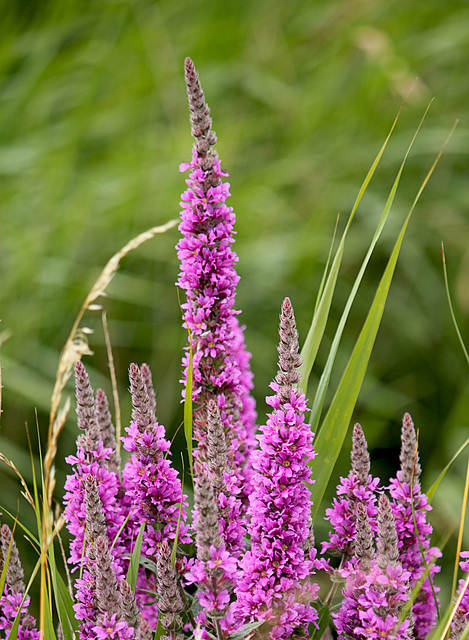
[310,215,410,518]
[313,215,339,317]
[126,522,146,591]
[227,621,264,640]
[299,109,401,393]
[48,541,79,640]
[171,462,186,568]
[309,105,430,432]
[310,122,453,519]
[427,436,469,503]
[43,584,57,640]
[309,605,330,640]
[0,521,15,597]
[0,508,40,547]
[430,572,469,640]
[110,507,135,552]
[442,243,469,366]
[184,333,194,477]
[153,619,165,640]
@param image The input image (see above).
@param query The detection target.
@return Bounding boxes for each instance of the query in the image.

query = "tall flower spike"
[351,423,370,486]
[177,58,256,503]
[275,296,302,402]
[450,552,469,640]
[186,460,237,634]
[377,494,399,570]
[140,363,157,420]
[235,298,320,640]
[157,540,184,638]
[388,412,441,639]
[400,412,422,484]
[129,363,155,432]
[94,535,123,619]
[206,399,229,498]
[355,502,374,571]
[184,57,217,179]
[322,423,380,559]
[95,388,120,473]
[75,361,99,451]
[0,524,40,638]
[1,524,25,594]
[119,580,140,632]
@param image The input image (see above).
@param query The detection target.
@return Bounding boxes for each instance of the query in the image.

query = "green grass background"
[0,0,468,612]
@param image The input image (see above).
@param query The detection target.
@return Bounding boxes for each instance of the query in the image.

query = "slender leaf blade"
[310,212,412,518]
[126,522,146,591]
[299,109,401,393]
[184,333,194,476]
[309,106,429,431]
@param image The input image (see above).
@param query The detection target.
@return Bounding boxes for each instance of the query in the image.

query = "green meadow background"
[0,0,468,608]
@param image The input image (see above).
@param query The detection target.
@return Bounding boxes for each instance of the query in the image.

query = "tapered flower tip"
[400,412,421,482]
[377,493,399,569]
[403,412,413,428]
[282,296,293,315]
[185,57,195,77]
[351,423,370,485]
[75,360,85,376]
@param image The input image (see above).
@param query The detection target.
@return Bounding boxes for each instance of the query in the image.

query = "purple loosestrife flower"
[96,388,120,474]
[388,413,441,639]
[206,398,244,557]
[322,423,380,559]
[186,460,238,636]
[235,298,321,640]
[121,364,190,626]
[92,614,134,640]
[122,364,191,551]
[72,474,126,639]
[0,524,40,640]
[176,58,256,498]
[334,495,413,640]
[450,552,469,640]
[156,540,184,640]
[64,362,126,573]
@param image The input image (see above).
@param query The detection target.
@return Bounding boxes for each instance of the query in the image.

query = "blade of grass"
[431,573,469,640]
[442,243,469,366]
[48,541,79,640]
[299,107,402,393]
[451,454,469,603]
[427,436,469,503]
[126,522,146,591]
[309,605,330,640]
[309,103,431,432]
[171,457,186,568]
[310,123,455,518]
[313,215,339,318]
[184,331,194,477]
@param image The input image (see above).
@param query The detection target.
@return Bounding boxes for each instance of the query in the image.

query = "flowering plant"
[0,58,467,640]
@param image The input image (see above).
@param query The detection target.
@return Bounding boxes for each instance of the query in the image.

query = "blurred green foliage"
[0,0,468,608]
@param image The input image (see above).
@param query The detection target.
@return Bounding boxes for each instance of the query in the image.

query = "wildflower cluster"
[2,57,467,640]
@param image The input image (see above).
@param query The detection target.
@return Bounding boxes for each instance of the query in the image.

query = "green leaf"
[309,605,330,640]
[153,619,165,640]
[43,584,57,640]
[309,105,429,432]
[184,333,194,477]
[0,522,15,599]
[309,121,453,519]
[299,109,401,393]
[227,621,264,640]
[48,541,79,640]
[443,243,469,366]
[426,435,469,503]
[126,521,146,591]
